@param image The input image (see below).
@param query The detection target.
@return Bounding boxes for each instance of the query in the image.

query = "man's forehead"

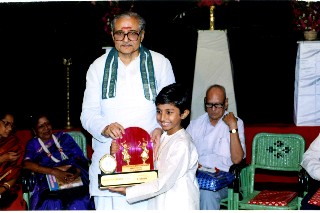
[121,27,132,30]
[115,17,139,31]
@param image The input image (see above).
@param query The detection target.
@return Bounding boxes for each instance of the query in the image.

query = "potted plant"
[291,0,320,40]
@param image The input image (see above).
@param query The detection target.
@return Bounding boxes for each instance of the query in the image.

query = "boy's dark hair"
[155,83,191,113]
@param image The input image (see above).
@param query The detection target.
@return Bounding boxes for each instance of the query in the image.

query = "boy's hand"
[107,186,127,195]
[151,128,163,158]
[110,140,120,156]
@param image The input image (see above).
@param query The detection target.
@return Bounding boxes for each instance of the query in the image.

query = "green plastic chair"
[67,131,88,158]
[220,188,235,209]
[22,131,88,209]
[219,159,247,210]
[233,132,307,210]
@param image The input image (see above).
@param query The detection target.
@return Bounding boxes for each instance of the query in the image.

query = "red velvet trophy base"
[99,127,158,188]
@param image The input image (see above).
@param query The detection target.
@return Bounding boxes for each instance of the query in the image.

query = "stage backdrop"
[191,30,237,120]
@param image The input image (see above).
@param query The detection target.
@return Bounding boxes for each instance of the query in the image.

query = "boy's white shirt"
[126,128,200,210]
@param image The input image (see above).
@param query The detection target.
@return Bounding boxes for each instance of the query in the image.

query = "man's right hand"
[102,122,125,139]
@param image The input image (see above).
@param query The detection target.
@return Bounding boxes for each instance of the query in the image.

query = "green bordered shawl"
[102,46,157,101]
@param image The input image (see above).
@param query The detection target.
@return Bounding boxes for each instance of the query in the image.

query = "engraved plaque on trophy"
[99,127,158,188]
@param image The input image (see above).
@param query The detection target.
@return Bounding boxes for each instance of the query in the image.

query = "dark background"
[0,0,305,129]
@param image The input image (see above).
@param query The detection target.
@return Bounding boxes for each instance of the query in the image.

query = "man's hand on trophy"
[110,140,120,156]
[102,122,125,139]
[107,186,127,195]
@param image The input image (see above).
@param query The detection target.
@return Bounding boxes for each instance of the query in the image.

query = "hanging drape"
[191,30,237,120]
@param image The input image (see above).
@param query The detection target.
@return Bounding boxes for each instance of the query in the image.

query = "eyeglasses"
[205,103,224,109]
[0,120,14,129]
[113,30,141,41]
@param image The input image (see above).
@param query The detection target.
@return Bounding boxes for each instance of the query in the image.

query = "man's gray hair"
[111,11,146,32]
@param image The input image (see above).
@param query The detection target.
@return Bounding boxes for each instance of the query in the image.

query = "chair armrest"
[21,169,35,193]
[298,168,308,197]
[229,158,247,174]
[228,158,247,193]
[301,169,320,195]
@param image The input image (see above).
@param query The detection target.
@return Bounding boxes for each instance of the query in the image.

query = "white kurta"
[126,129,200,210]
[301,133,320,181]
[186,111,246,172]
[80,49,175,208]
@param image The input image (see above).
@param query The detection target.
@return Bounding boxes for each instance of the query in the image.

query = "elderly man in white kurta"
[80,11,175,210]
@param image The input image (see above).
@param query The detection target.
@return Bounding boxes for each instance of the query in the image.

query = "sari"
[0,134,27,210]
[24,131,94,210]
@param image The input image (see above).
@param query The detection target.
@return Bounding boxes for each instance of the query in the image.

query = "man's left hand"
[222,112,238,129]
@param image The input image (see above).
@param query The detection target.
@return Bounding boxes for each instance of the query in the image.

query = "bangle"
[3,182,10,190]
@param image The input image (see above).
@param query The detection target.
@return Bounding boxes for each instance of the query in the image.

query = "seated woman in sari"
[23,113,94,210]
[0,111,27,210]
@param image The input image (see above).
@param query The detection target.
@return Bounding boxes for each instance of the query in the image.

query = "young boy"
[108,83,200,210]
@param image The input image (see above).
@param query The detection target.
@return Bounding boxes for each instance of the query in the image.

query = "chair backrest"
[246,133,306,194]
[67,131,88,158]
[252,133,305,171]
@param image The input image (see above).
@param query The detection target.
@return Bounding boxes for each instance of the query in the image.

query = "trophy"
[98,127,158,188]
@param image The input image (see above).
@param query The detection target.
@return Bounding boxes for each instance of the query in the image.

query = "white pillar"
[190,30,237,120]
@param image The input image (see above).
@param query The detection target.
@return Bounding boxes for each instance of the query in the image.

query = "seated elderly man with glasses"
[186,84,246,210]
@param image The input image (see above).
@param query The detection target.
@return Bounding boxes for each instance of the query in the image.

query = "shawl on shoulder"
[0,135,24,183]
[102,45,157,101]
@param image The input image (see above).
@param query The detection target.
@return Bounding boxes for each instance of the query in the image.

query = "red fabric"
[0,135,26,210]
[308,188,320,206]
[2,186,27,210]
[255,174,298,184]
[248,190,297,206]
[0,135,25,181]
